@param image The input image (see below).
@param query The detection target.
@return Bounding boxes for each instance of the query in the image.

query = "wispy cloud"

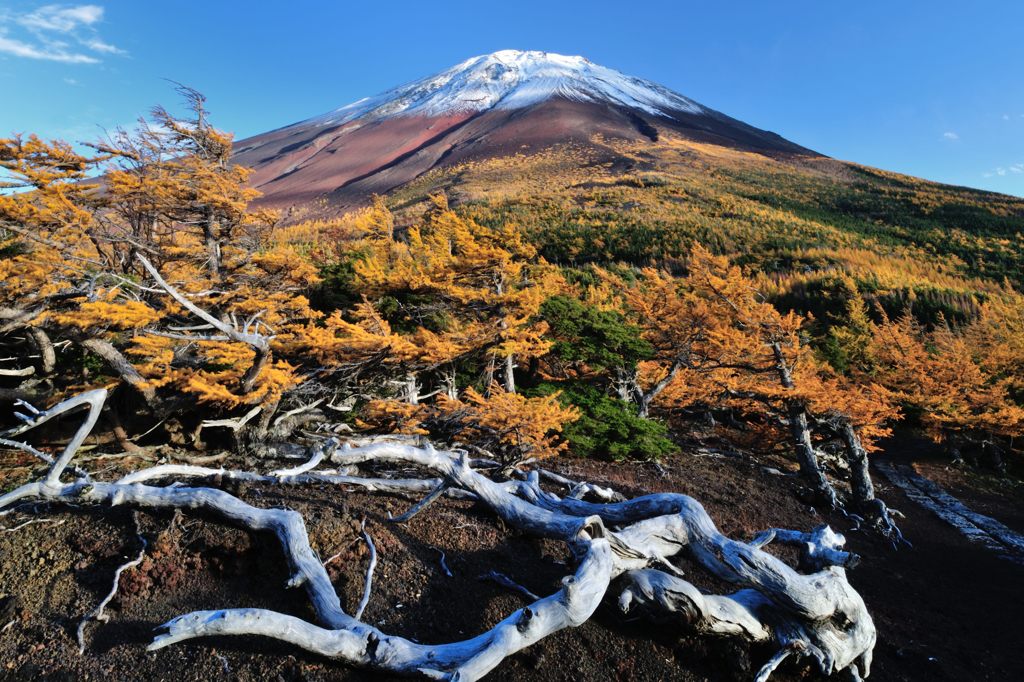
[18,4,103,32]
[0,4,124,64]
[985,163,1024,178]
[82,36,122,54]
[0,33,96,63]
[942,131,959,141]
[1003,114,1011,121]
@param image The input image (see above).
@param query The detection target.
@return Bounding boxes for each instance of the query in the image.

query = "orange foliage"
[362,385,579,463]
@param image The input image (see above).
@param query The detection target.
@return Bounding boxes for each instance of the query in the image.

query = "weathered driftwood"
[0,389,876,681]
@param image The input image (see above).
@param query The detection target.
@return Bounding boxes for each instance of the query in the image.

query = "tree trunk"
[202,207,221,281]
[79,338,157,407]
[837,418,904,539]
[838,420,874,506]
[984,440,1007,475]
[107,404,145,453]
[27,327,56,375]
[614,366,638,404]
[442,366,458,400]
[787,402,838,507]
[481,356,496,393]
[636,359,682,419]
[637,395,653,419]
[494,275,515,394]
[0,386,40,403]
[403,372,420,405]
[948,443,965,466]
[772,343,836,507]
[503,354,516,394]
[239,345,270,395]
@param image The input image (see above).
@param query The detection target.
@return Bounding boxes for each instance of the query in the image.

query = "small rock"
[0,595,18,622]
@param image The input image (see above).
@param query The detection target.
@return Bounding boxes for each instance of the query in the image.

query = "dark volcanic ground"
[0,447,1021,682]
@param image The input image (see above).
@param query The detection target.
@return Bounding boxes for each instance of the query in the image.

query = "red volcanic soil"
[1,446,1021,681]
[234,112,477,207]
[232,97,814,211]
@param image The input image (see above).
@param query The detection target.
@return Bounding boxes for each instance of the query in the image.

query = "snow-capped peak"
[312,50,706,126]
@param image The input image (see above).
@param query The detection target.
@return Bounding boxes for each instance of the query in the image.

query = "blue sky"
[1,0,1022,197]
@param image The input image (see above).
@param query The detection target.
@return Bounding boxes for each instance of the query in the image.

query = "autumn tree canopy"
[2,88,1020,483]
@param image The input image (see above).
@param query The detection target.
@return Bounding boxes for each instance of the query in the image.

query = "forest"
[2,90,1023,680]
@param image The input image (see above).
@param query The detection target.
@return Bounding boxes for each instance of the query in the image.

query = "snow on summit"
[313,50,707,126]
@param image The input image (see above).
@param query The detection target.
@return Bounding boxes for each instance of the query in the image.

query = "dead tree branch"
[0,389,876,681]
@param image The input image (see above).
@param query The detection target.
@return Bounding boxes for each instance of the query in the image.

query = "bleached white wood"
[0,390,877,681]
[3,388,106,485]
[269,438,339,478]
[354,519,376,620]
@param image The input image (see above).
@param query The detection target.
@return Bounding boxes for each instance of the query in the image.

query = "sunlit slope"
[386,133,1024,315]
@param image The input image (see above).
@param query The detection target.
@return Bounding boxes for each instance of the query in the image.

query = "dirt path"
[875,460,1024,566]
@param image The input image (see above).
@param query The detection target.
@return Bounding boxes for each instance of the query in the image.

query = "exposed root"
[0,390,877,681]
[270,438,339,478]
[437,548,453,577]
[354,518,377,620]
[750,526,860,570]
[754,642,803,682]
[480,570,541,602]
[77,516,148,654]
[0,517,65,532]
[877,460,1024,564]
[390,481,449,522]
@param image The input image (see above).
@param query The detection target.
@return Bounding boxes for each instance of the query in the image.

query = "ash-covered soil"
[0,448,1021,681]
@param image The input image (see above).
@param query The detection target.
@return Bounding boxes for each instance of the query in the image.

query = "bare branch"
[77,524,148,654]
[135,254,270,351]
[354,519,377,620]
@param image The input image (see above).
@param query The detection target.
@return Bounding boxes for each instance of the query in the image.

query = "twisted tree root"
[0,390,876,680]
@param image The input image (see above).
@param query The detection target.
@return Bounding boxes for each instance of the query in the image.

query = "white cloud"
[18,4,104,32]
[0,4,123,63]
[0,33,98,63]
[942,131,959,140]
[83,37,122,54]
[984,162,1023,178]
[1003,114,1011,121]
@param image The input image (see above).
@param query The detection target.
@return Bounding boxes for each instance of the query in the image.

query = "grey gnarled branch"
[0,389,876,681]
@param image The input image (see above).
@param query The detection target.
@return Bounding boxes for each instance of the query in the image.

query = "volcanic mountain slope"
[233,50,813,209]
[236,50,1024,294]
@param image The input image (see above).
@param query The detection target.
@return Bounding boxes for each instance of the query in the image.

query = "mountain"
[233,50,812,209]
[234,50,1024,294]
